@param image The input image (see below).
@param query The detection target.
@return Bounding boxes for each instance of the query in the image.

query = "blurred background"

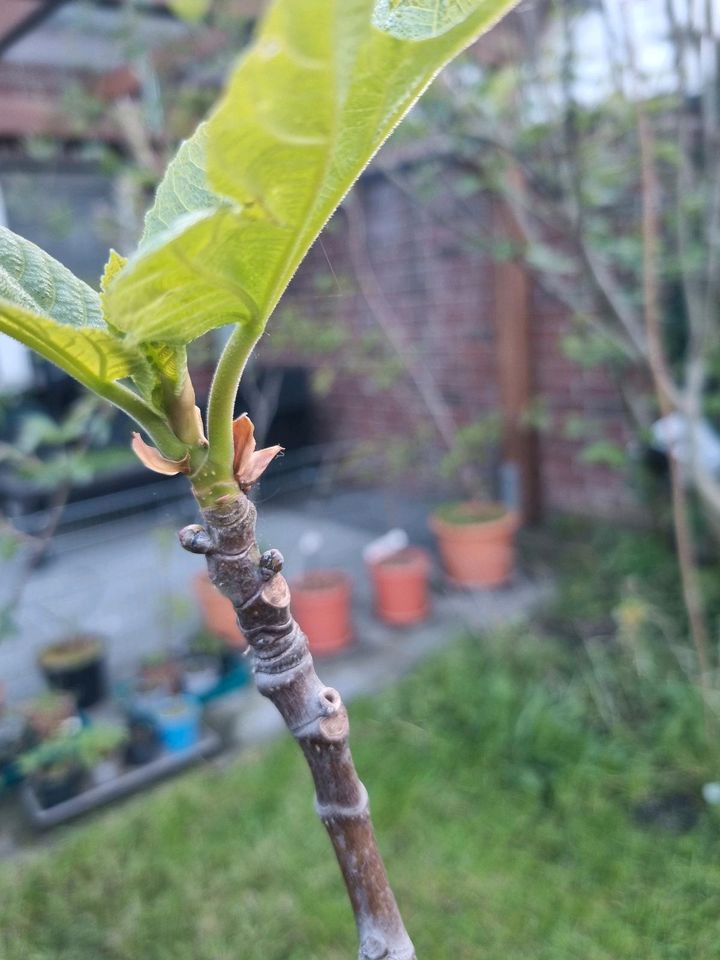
[1,1,720,957]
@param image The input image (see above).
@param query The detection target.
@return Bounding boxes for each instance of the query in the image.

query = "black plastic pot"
[124,717,161,766]
[39,638,106,709]
[32,764,85,809]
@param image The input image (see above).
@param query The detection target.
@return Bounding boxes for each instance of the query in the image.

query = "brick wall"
[257,170,640,519]
[530,284,638,517]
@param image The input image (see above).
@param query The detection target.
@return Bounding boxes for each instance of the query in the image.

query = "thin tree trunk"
[180,495,416,960]
[634,84,713,700]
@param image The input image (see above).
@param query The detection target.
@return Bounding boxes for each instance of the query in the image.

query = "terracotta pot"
[290,571,352,656]
[429,501,518,588]
[194,572,246,649]
[368,547,431,626]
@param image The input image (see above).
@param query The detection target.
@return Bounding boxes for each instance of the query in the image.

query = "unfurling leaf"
[131,433,190,475]
[100,249,128,295]
[100,249,191,410]
[232,414,283,490]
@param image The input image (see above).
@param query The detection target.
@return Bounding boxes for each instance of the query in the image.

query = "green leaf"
[166,0,212,22]
[100,249,128,294]
[141,342,190,412]
[373,0,505,40]
[143,343,188,388]
[105,0,520,347]
[100,248,188,406]
[0,225,103,329]
[0,300,143,386]
[0,226,146,389]
[139,125,216,252]
[579,440,627,470]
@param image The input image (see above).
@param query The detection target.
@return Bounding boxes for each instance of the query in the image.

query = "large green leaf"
[139,126,216,253]
[373,0,498,40]
[104,0,519,346]
[0,227,146,389]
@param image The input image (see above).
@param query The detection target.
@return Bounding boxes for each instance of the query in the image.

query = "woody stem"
[179,494,416,960]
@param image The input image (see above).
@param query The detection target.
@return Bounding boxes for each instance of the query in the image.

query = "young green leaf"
[0,225,103,329]
[0,301,140,386]
[0,227,147,390]
[101,250,190,407]
[104,0,520,350]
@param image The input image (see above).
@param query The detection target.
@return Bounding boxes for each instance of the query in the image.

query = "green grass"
[433,500,507,524]
[2,612,720,959]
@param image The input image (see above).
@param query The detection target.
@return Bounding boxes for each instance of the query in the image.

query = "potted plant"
[287,529,353,656]
[367,543,431,626]
[20,691,76,742]
[130,652,183,718]
[78,724,127,786]
[429,416,518,588]
[137,651,182,698]
[193,571,246,649]
[0,711,27,781]
[124,715,162,767]
[182,651,222,698]
[183,632,251,700]
[189,630,238,677]
[18,736,86,809]
[149,695,201,753]
[38,635,106,708]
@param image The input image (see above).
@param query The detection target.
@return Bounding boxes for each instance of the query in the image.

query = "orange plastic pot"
[368,547,431,626]
[290,570,352,656]
[429,502,517,588]
[194,572,246,650]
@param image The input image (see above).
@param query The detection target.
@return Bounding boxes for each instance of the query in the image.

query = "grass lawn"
[1,523,720,959]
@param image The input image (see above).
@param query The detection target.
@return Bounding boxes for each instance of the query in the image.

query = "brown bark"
[179,495,415,960]
[634,90,712,701]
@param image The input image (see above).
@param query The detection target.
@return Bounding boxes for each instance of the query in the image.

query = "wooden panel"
[493,197,542,524]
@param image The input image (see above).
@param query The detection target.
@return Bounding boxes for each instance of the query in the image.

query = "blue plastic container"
[151,696,201,753]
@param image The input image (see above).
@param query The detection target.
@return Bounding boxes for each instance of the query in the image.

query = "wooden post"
[493,197,542,524]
